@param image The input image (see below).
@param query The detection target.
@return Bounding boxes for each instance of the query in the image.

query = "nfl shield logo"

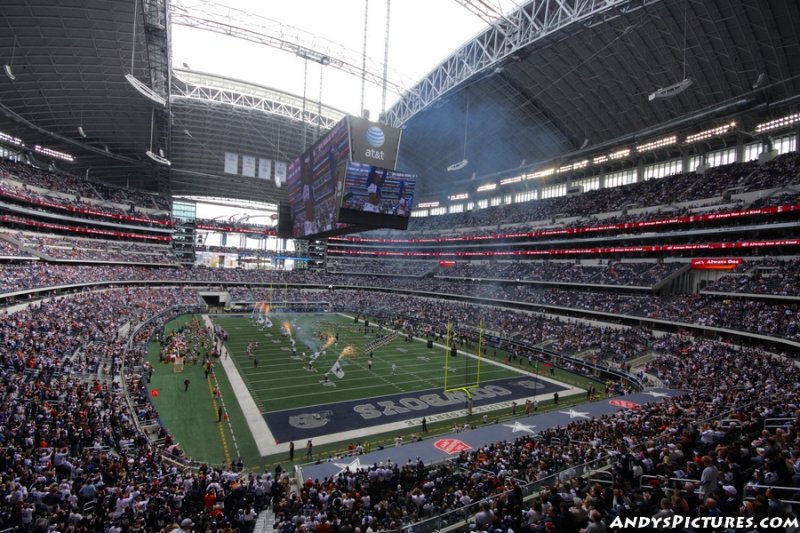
[433,438,471,455]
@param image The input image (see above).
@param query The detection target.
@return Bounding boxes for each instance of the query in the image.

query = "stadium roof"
[0,0,799,205]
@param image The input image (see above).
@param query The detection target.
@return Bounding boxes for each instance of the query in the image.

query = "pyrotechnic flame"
[340,346,355,358]
[322,334,335,350]
[282,321,292,336]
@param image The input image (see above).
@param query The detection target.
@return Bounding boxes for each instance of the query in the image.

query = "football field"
[147,312,589,469]
[216,312,521,412]
[212,313,582,452]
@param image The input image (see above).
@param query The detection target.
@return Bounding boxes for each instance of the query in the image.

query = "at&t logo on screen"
[365,126,385,160]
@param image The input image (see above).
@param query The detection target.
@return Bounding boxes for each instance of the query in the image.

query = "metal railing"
[400,456,612,533]
[744,483,800,507]
[765,417,795,429]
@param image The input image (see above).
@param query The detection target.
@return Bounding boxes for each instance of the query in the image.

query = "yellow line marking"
[207,375,231,464]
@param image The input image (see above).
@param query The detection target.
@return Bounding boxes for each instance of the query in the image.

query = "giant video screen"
[286,119,350,238]
[338,160,416,230]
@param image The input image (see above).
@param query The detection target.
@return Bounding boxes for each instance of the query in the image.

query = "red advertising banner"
[327,239,800,258]
[329,203,800,245]
[0,215,170,242]
[0,187,173,226]
[690,258,743,270]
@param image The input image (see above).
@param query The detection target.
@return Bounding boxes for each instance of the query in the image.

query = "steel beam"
[170,0,412,97]
[385,0,663,127]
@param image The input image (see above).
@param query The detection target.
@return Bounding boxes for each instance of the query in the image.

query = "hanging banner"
[259,158,272,180]
[274,161,288,184]
[224,152,238,174]
[242,155,256,178]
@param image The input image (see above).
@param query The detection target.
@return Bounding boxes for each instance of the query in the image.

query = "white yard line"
[203,315,276,456]
[206,313,586,458]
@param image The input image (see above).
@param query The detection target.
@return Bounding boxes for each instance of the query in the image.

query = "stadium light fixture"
[499,176,522,186]
[557,160,588,174]
[0,131,24,147]
[685,122,736,144]
[526,167,554,180]
[755,112,800,134]
[35,144,74,162]
[636,135,677,153]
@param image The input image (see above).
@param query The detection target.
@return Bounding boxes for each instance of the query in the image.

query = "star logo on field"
[559,409,591,419]
[643,391,669,398]
[503,421,537,433]
[333,457,363,475]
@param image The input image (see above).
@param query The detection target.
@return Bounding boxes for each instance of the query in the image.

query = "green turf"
[147,312,602,472]
[211,313,527,413]
[145,314,260,468]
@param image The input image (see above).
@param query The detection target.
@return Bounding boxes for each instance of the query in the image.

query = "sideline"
[203,314,276,456]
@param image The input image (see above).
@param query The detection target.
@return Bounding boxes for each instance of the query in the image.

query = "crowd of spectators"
[0,267,798,531]
[327,259,437,277]
[339,192,792,245]
[749,191,800,209]
[0,237,25,257]
[707,258,800,296]
[435,261,683,287]
[2,261,797,343]
[272,331,800,532]
[195,245,300,259]
[398,154,799,234]
[229,274,800,344]
[0,286,284,532]
[12,232,179,265]
[0,178,171,227]
[0,159,170,211]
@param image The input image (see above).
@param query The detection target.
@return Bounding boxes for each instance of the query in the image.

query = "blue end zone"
[263,376,570,443]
